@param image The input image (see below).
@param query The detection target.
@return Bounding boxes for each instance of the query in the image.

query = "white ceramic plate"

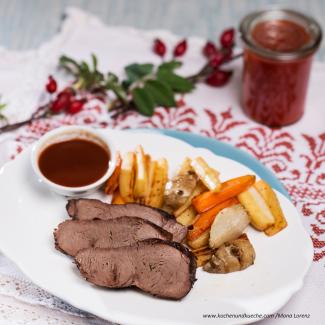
[0,129,313,325]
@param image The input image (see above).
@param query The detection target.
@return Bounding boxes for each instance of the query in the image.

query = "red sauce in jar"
[241,16,318,127]
[38,139,109,187]
[252,20,310,52]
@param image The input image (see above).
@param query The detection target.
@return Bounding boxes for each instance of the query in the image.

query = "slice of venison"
[75,238,197,300]
[54,217,172,257]
[66,199,187,242]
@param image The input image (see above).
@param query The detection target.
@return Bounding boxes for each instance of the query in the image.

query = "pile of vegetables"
[104,152,287,274]
[164,157,287,272]
[104,145,168,208]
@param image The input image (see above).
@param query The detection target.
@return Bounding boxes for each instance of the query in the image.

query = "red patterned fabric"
[4,101,324,265]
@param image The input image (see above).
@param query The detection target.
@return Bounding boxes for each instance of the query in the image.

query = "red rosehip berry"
[220,28,235,48]
[153,39,166,57]
[202,41,218,58]
[50,100,62,113]
[46,76,57,93]
[205,70,232,87]
[50,92,71,113]
[60,87,75,97]
[67,100,85,114]
[209,52,225,68]
[173,39,187,57]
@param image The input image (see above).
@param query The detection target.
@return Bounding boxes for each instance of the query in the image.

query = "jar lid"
[239,8,322,60]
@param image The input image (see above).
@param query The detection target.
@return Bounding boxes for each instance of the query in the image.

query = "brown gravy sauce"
[38,139,109,187]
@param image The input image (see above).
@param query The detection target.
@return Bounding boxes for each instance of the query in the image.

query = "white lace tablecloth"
[0,7,324,325]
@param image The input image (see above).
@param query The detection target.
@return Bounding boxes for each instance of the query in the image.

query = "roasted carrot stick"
[192,175,256,213]
[104,153,122,194]
[187,197,239,241]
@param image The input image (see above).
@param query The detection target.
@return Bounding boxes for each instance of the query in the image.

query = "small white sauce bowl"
[31,126,117,197]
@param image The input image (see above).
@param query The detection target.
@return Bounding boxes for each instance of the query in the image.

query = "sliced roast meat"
[66,199,187,242]
[75,238,196,300]
[54,217,172,257]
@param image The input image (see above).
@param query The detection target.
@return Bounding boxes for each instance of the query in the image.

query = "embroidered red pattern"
[5,104,325,263]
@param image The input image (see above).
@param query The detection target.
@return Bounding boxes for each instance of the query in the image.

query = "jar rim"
[239,8,322,61]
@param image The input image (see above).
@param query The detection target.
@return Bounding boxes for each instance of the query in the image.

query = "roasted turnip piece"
[209,204,250,249]
[203,234,255,273]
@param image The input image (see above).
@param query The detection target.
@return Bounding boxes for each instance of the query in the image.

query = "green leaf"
[144,80,176,107]
[107,72,119,83]
[132,88,155,116]
[59,55,79,67]
[125,63,154,82]
[106,80,128,103]
[78,62,92,88]
[158,61,182,72]
[91,53,98,71]
[93,70,104,83]
[80,61,90,73]
[59,54,105,93]
[59,55,80,75]
[122,79,132,90]
[0,97,7,121]
[157,70,194,93]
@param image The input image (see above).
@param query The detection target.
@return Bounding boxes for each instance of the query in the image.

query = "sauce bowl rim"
[30,126,117,194]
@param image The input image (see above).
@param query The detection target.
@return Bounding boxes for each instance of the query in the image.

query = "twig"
[187,52,243,83]
[0,110,48,134]
[110,102,135,119]
[31,103,50,119]
[0,51,244,131]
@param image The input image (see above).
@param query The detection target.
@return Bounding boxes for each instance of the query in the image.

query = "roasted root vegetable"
[187,230,210,249]
[196,252,213,267]
[238,186,275,231]
[178,157,194,175]
[187,197,239,241]
[144,159,157,205]
[104,153,122,194]
[192,175,256,213]
[174,182,206,217]
[117,146,168,206]
[203,234,255,273]
[209,204,250,249]
[147,158,168,208]
[191,246,213,267]
[176,206,197,226]
[111,191,126,205]
[164,174,197,209]
[191,245,210,254]
[119,152,136,202]
[160,204,174,215]
[134,145,149,200]
[190,157,221,192]
[254,180,287,236]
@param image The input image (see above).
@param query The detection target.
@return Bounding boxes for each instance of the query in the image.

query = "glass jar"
[240,9,322,127]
